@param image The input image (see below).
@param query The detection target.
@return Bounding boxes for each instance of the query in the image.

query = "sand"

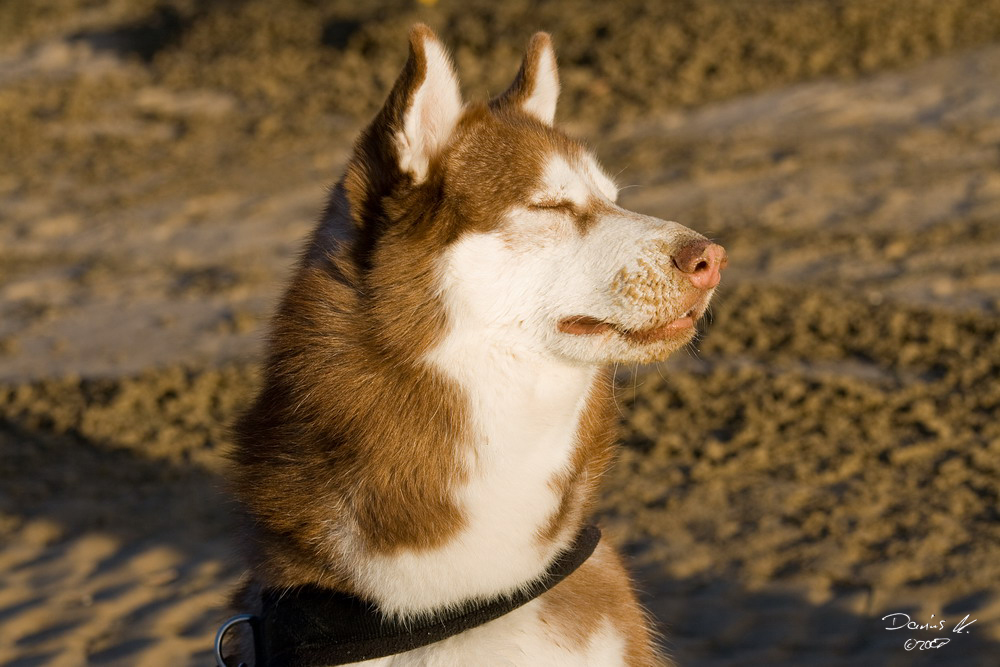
[1,2,999,665]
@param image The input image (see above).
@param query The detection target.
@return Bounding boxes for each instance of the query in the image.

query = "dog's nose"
[672,240,727,290]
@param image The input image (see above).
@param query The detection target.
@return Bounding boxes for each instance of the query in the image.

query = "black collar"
[220,524,601,667]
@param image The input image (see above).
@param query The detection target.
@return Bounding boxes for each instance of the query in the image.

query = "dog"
[224,24,725,667]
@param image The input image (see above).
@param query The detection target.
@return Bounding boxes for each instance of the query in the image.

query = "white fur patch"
[534,153,618,210]
[536,154,592,208]
[396,35,463,182]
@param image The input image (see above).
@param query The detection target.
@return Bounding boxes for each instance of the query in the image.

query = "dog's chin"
[615,325,699,364]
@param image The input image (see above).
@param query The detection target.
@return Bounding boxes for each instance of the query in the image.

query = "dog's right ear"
[490,32,559,125]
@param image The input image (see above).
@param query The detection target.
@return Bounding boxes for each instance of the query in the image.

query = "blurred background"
[1,1,999,665]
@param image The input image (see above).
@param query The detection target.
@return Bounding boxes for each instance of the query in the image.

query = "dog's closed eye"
[530,200,576,213]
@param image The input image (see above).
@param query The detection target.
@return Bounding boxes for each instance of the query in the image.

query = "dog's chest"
[355,339,597,614]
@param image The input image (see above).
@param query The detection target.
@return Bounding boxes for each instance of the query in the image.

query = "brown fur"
[228,25,665,664]
[231,26,474,589]
[540,542,667,666]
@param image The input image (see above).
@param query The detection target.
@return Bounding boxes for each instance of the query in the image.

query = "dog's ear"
[357,24,462,187]
[390,24,462,183]
[490,32,559,125]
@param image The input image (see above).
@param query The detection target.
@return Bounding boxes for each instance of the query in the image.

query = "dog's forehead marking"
[534,153,617,206]
[535,154,590,206]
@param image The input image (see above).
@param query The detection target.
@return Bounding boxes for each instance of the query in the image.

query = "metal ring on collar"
[215,613,257,667]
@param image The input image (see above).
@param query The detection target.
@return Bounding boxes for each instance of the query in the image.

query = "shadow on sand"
[2,413,997,666]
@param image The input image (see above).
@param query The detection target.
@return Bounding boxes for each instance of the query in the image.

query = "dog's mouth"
[558,304,704,344]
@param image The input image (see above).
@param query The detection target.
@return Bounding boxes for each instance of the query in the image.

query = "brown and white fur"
[228,25,726,667]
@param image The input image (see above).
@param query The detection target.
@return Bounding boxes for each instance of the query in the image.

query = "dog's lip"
[621,314,696,343]
[558,304,704,343]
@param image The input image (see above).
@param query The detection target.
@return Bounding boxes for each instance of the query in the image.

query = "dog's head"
[329,25,725,366]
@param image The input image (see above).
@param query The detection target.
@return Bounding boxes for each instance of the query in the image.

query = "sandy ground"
[2,2,999,665]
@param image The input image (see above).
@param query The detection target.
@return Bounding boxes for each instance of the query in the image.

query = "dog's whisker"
[655,362,668,385]
[612,361,628,421]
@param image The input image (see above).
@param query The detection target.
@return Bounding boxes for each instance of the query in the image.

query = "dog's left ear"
[393,25,463,182]
[354,24,463,189]
[490,32,559,125]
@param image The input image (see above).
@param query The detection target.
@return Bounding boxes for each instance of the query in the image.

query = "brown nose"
[672,239,727,290]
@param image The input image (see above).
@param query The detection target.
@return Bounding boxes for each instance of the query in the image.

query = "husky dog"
[227,25,725,666]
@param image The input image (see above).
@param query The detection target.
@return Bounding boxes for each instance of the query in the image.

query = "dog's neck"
[427,324,599,470]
